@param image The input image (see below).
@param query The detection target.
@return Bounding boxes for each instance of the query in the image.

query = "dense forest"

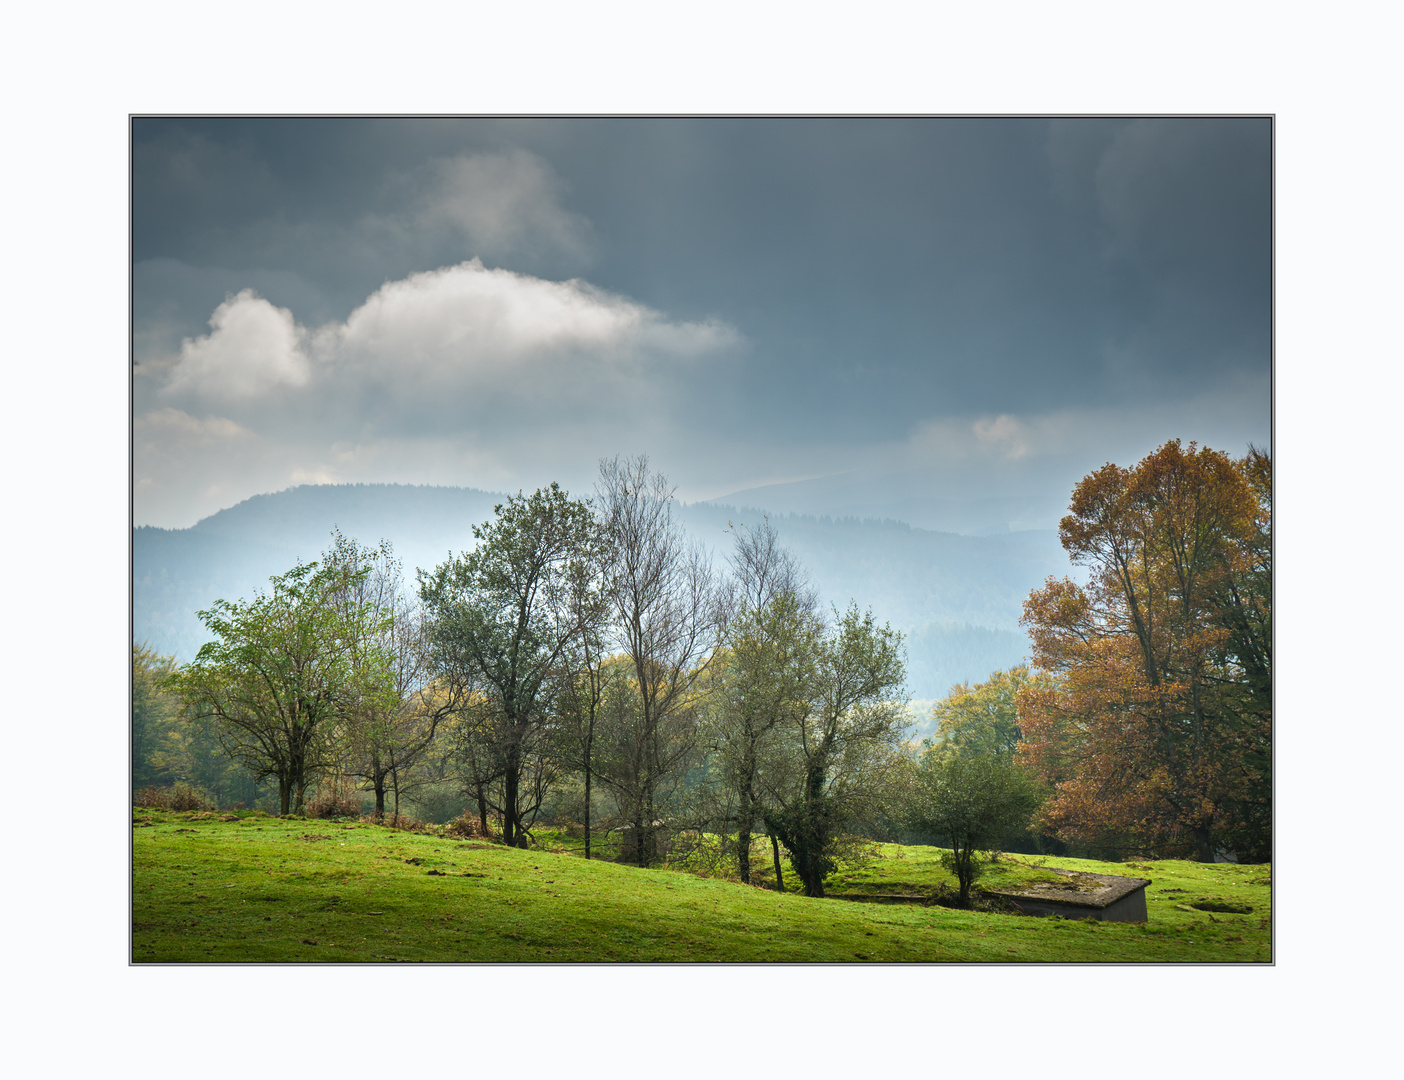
[135,442,1272,875]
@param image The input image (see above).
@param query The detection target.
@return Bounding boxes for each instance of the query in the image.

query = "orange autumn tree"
[1018,441,1271,862]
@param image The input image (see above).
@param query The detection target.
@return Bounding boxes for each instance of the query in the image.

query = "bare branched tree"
[727,515,819,617]
[596,455,725,865]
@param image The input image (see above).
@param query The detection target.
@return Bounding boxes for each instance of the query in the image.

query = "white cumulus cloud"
[321,259,738,397]
[136,261,743,525]
[163,289,311,401]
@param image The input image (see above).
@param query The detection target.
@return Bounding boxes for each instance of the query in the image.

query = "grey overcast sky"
[133,117,1271,529]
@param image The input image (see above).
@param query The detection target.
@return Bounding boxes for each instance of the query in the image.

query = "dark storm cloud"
[132,117,1270,527]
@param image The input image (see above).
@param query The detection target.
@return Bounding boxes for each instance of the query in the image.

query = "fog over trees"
[134,483,1065,702]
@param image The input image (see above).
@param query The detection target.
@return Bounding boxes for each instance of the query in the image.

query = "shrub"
[445,813,494,839]
[360,810,429,832]
[134,783,215,811]
[171,783,215,811]
[306,779,363,819]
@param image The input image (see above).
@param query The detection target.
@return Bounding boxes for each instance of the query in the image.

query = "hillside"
[133,483,1074,699]
[131,809,1272,962]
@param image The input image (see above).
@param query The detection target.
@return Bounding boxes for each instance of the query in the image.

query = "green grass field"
[132,810,1271,962]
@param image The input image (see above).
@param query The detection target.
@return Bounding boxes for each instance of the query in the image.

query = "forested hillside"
[134,483,1070,699]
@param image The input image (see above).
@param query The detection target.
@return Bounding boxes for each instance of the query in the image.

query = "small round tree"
[909,754,1042,906]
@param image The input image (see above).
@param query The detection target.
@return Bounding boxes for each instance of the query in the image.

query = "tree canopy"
[907,752,1043,905]
[1018,440,1271,861]
[762,604,908,897]
[418,482,604,847]
[164,560,396,815]
[929,665,1056,763]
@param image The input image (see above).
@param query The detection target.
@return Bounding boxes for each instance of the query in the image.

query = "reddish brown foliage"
[1019,441,1271,861]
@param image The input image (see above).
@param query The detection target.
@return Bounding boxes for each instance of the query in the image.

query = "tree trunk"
[278,776,291,816]
[371,752,386,820]
[503,750,527,848]
[1194,824,1215,863]
[476,784,490,838]
[583,764,592,860]
[640,778,656,867]
[737,772,755,884]
[770,833,785,892]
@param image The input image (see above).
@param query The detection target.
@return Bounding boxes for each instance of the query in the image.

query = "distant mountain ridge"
[706,469,1070,536]
[134,483,1075,700]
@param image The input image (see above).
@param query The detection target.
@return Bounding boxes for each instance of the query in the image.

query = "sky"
[132,117,1272,530]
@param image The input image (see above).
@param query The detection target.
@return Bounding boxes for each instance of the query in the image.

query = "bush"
[361,810,430,832]
[445,812,494,839]
[134,783,215,811]
[306,779,363,819]
[171,784,215,811]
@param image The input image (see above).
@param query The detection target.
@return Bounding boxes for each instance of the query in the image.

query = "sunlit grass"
[132,810,1270,963]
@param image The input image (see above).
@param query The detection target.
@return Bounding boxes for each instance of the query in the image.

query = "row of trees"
[154,456,916,896]
[144,438,1270,895]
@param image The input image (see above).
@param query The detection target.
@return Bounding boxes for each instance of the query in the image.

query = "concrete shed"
[986,869,1151,922]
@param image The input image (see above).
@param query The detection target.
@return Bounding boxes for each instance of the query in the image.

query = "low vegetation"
[132,810,1270,963]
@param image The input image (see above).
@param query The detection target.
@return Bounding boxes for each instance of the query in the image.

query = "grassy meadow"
[132,809,1271,963]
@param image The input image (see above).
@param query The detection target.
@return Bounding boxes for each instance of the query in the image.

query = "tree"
[596,455,724,866]
[321,530,458,824]
[929,665,1056,763]
[762,604,907,897]
[165,560,395,815]
[704,519,821,885]
[553,623,619,860]
[907,753,1042,906]
[418,483,602,848]
[1019,440,1272,861]
[133,643,179,794]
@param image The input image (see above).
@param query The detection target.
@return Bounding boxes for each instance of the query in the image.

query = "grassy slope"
[132,811,1271,963]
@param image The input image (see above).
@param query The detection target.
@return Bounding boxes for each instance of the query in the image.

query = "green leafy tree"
[133,643,179,793]
[418,483,603,847]
[322,531,459,823]
[929,666,1057,762]
[702,519,821,885]
[165,560,395,815]
[763,604,907,897]
[708,594,820,884]
[908,753,1043,906]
